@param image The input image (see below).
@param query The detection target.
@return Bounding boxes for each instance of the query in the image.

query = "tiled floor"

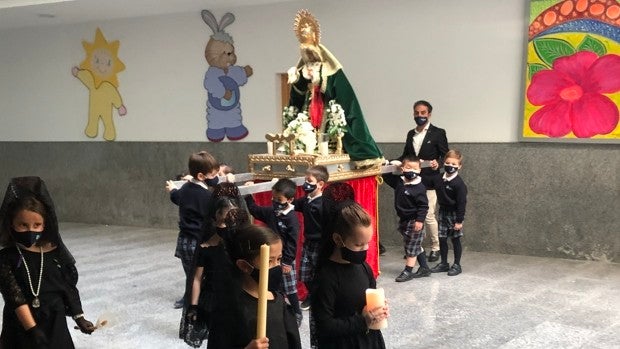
[1,223,618,348]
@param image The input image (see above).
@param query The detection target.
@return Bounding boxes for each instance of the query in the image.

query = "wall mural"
[72,28,127,141]
[201,10,253,142]
[523,0,620,142]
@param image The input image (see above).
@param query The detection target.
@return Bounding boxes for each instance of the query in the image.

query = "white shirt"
[412,124,430,156]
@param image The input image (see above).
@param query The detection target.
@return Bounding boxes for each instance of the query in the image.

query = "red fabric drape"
[252,175,380,299]
[309,85,324,129]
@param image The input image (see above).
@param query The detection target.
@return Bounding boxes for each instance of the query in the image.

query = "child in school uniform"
[430,149,468,276]
[312,199,389,349]
[180,187,250,348]
[245,178,303,326]
[0,177,95,348]
[382,155,431,282]
[207,224,301,349]
[292,165,329,311]
[165,150,220,308]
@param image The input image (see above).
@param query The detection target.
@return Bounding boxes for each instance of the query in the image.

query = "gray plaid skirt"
[438,208,464,238]
[299,240,321,283]
[282,262,297,295]
[174,234,198,265]
[398,220,425,257]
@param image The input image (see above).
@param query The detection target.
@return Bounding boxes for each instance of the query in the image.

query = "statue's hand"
[118,105,127,116]
[287,66,300,84]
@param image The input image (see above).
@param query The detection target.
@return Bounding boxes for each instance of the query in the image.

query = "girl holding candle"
[312,200,389,349]
[207,224,301,349]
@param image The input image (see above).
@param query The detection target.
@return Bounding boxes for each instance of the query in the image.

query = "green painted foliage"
[533,38,576,66]
[577,35,607,56]
[528,63,548,80]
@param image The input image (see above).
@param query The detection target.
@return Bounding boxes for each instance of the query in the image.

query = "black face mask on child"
[403,171,419,180]
[11,229,42,248]
[444,165,458,175]
[204,176,219,187]
[272,201,288,212]
[302,182,317,194]
[340,246,367,264]
[250,264,284,292]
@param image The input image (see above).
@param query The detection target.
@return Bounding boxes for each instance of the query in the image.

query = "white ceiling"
[0,0,302,30]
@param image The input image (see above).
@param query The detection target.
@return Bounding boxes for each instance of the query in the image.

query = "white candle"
[256,244,270,338]
[267,141,274,155]
[365,288,387,330]
[319,141,329,156]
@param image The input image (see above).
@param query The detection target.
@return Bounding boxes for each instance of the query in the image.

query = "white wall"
[0,0,527,142]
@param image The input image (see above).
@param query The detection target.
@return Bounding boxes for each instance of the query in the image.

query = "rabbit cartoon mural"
[72,28,127,141]
[202,10,253,142]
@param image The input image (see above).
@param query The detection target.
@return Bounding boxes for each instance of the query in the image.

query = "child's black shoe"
[395,269,415,282]
[447,264,462,276]
[430,262,450,273]
[412,266,431,278]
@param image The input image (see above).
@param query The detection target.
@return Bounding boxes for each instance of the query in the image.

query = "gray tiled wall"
[1,141,618,262]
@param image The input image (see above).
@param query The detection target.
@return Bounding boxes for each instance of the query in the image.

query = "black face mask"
[414,117,428,126]
[204,176,219,187]
[11,229,42,248]
[272,200,288,212]
[302,182,317,194]
[403,171,419,180]
[444,165,458,174]
[340,246,367,264]
[250,264,283,292]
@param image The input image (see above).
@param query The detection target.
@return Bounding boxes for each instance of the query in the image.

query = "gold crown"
[293,9,320,46]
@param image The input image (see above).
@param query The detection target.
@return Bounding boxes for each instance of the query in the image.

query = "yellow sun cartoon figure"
[73,28,126,141]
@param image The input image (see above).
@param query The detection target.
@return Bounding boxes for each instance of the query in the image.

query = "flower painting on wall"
[523,0,620,143]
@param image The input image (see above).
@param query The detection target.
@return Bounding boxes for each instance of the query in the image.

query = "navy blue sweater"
[293,195,323,242]
[170,181,212,240]
[382,173,429,223]
[435,175,468,223]
[245,196,300,266]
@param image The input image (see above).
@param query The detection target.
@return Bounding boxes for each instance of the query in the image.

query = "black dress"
[312,260,385,349]
[207,289,301,349]
[0,246,83,349]
[180,243,229,348]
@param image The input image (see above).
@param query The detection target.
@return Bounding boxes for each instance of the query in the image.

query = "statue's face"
[300,44,322,64]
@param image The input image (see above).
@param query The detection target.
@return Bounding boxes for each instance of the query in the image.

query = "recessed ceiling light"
[37,13,56,18]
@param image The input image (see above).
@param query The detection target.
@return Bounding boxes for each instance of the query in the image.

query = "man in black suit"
[395,100,449,262]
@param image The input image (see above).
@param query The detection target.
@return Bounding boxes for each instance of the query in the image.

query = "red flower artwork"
[527,51,620,138]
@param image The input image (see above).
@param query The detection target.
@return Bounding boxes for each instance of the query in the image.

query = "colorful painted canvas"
[522,0,620,143]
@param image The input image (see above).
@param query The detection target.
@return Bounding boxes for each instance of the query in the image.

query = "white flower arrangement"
[282,105,299,129]
[324,100,347,137]
[282,111,316,153]
[279,100,347,155]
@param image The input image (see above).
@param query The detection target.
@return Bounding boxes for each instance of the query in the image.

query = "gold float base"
[248,153,381,181]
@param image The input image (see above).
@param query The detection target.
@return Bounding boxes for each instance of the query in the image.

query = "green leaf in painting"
[533,38,576,66]
[577,35,607,56]
[528,63,548,80]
